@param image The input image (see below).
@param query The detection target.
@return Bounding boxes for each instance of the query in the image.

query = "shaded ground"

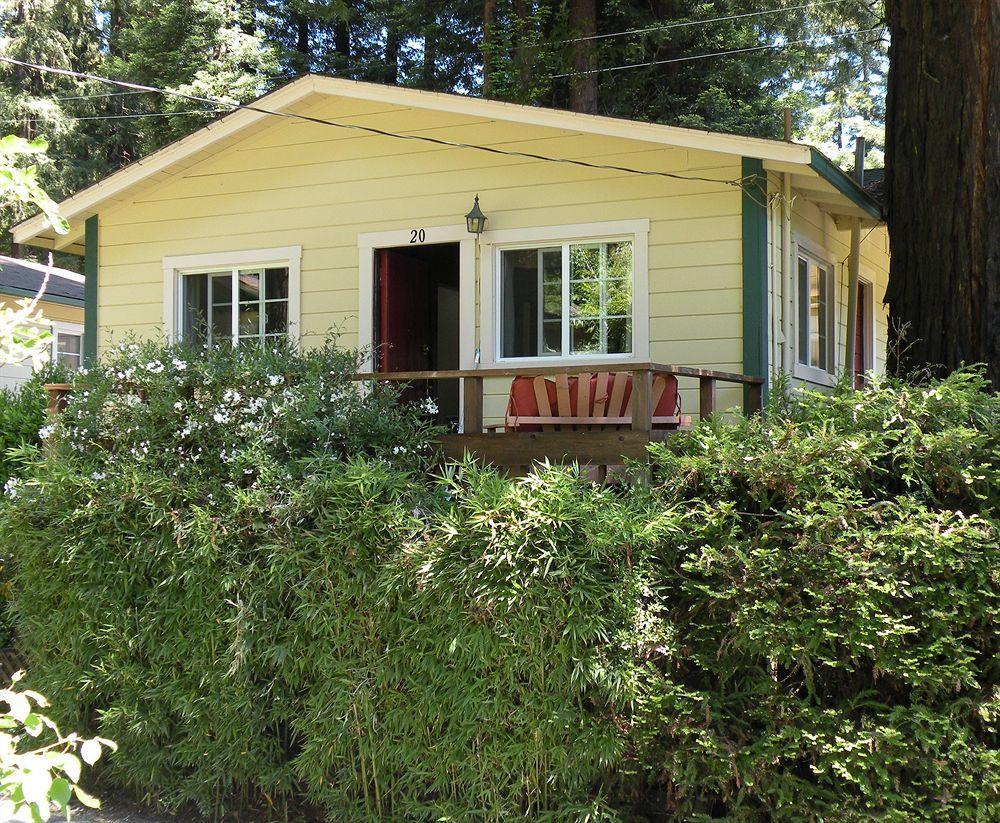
[1,799,204,823]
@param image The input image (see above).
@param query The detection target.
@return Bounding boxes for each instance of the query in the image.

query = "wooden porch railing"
[353,363,763,466]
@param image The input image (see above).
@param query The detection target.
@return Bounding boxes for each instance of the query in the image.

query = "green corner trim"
[84,215,99,364]
[808,148,883,220]
[741,157,768,412]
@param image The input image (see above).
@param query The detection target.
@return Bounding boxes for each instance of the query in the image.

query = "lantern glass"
[465,195,487,234]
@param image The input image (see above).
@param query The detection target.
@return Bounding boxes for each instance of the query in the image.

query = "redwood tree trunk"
[568,0,597,113]
[482,0,497,97]
[884,0,1000,386]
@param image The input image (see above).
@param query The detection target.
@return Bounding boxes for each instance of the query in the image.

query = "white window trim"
[792,238,837,387]
[163,246,302,343]
[857,275,875,373]
[356,225,476,375]
[479,219,649,368]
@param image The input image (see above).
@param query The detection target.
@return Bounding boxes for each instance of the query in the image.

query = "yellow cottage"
[11,75,887,442]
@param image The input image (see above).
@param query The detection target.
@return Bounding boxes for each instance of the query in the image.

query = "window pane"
[500,248,546,358]
[606,278,631,317]
[570,319,601,354]
[265,301,288,335]
[810,262,827,370]
[264,267,289,300]
[541,250,561,285]
[238,304,260,337]
[797,257,809,365]
[607,318,632,355]
[238,270,261,303]
[57,333,81,356]
[183,274,209,344]
[212,304,232,341]
[542,321,561,355]
[606,242,632,279]
[212,275,231,306]
[542,284,561,322]
[570,279,601,318]
[569,245,601,280]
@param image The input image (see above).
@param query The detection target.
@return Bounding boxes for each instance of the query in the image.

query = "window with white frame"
[498,239,633,358]
[796,251,835,373]
[181,266,289,346]
[54,331,82,370]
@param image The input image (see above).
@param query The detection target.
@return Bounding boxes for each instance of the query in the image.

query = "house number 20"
[409,229,426,243]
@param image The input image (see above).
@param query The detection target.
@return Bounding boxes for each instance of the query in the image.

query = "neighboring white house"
[0,255,85,390]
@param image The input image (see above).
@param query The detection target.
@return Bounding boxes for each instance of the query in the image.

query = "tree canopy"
[0,0,888,255]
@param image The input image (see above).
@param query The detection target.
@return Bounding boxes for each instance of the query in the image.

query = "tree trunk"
[482,0,497,97]
[513,0,533,93]
[884,0,1000,386]
[568,0,597,113]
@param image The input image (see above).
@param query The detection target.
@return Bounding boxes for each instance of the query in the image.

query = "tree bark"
[884,0,1000,386]
[568,0,597,113]
[482,0,497,97]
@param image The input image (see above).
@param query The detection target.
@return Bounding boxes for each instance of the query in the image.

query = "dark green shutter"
[741,157,768,412]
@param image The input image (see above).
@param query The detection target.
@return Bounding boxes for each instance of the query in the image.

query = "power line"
[23,108,231,123]
[52,90,152,102]
[560,0,852,45]
[0,56,754,190]
[553,26,882,77]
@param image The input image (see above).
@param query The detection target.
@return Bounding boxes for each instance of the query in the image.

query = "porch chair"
[491,371,689,433]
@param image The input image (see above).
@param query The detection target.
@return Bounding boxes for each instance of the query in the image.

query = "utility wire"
[23,108,230,123]
[560,0,852,44]
[0,56,754,190]
[553,26,882,77]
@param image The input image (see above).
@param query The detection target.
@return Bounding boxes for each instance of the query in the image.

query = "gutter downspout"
[845,138,865,384]
[780,172,793,373]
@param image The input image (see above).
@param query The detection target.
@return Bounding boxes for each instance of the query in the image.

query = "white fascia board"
[11,76,319,245]
[311,76,813,164]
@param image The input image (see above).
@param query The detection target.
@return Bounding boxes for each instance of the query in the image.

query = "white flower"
[38,424,55,440]
[268,374,283,386]
[391,445,407,455]
[4,478,22,499]
[90,471,106,480]
[421,398,439,415]
[223,389,242,405]
[174,401,184,411]
[145,360,164,374]
[171,358,187,370]
[213,411,228,424]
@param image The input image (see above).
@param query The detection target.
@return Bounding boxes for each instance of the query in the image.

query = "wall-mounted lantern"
[465,195,487,235]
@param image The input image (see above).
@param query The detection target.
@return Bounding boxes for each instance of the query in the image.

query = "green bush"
[0,376,47,491]
[0,347,997,821]
[641,369,1000,820]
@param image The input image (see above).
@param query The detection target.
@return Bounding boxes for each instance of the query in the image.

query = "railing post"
[699,377,716,420]
[746,381,763,416]
[631,369,652,433]
[463,376,483,434]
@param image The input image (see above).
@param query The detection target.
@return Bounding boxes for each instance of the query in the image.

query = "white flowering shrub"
[45,337,443,491]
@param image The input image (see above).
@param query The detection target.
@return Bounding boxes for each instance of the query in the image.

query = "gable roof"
[11,74,883,252]
[0,255,85,306]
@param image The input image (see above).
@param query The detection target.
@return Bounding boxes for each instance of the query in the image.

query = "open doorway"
[375,242,461,426]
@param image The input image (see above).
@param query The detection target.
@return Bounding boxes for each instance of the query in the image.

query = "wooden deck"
[354,362,763,467]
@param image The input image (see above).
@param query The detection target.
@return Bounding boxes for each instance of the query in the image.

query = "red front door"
[377,249,431,374]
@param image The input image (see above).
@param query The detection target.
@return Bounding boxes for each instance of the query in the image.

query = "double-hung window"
[181,266,289,346]
[796,251,835,375]
[499,239,633,359]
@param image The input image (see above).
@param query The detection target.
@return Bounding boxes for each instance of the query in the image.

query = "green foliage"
[0,356,996,820]
[0,671,115,821]
[0,378,47,491]
[641,369,999,819]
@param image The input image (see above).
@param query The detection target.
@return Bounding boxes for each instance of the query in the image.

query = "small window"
[499,240,633,359]
[55,332,82,371]
[796,252,835,373]
[181,266,289,346]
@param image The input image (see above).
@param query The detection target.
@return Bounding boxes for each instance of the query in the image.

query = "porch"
[354,362,763,467]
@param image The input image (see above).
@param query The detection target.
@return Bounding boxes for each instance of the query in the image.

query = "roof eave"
[807,148,884,221]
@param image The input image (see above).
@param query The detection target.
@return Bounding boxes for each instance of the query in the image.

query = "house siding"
[95,93,747,421]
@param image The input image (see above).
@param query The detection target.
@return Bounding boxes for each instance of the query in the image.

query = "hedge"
[0,342,996,820]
